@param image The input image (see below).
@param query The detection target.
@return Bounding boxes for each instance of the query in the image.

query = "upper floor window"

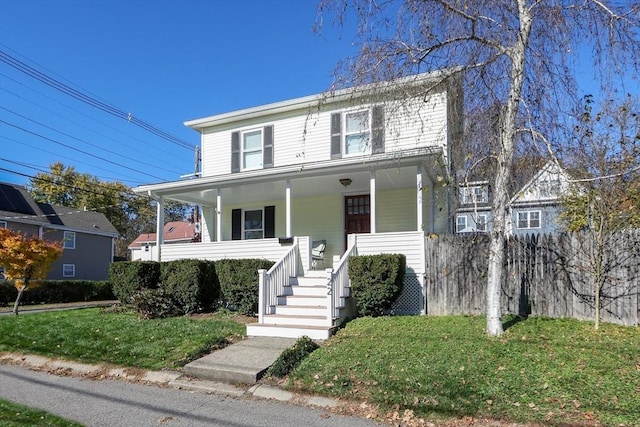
[517,210,541,229]
[231,126,274,172]
[459,186,488,205]
[476,214,488,232]
[331,105,385,159]
[0,221,6,228]
[63,231,76,249]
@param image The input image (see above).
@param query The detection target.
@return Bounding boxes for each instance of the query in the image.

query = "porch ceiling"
[136,149,446,206]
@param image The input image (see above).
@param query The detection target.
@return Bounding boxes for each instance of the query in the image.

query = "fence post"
[258,269,266,324]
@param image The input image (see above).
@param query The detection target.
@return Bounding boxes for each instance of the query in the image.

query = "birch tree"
[317,0,640,335]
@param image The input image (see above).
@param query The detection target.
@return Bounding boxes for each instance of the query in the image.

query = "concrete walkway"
[184,336,297,384]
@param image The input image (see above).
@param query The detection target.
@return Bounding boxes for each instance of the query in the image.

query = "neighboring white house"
[455,161,573,235]
[128,221,199,261]
[134,71,463,338]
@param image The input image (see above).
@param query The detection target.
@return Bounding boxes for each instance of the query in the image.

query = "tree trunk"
[485,0,532,336]
[12,284,27,316]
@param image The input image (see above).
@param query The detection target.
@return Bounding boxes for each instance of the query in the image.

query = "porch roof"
[134,147,446,206]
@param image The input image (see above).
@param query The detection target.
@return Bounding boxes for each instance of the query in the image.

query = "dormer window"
[459,185,488,205]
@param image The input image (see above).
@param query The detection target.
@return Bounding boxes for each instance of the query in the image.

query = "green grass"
[0,308,246,370]
[287,316,640,426]
[0,399,83,426]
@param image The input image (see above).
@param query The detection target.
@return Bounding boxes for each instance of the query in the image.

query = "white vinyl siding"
[376,188,418,233]
[200,91,448,177]
[291,194,343,261]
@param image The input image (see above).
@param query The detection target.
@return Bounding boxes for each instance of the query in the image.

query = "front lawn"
[0,308,246,370]
[287,316,639,426]
[0,399,83,427]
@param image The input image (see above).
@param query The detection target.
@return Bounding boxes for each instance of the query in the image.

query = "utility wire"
[0,74,187,164]
[1,119,167,181]
[0,49,196,150]
[1,106,184,176]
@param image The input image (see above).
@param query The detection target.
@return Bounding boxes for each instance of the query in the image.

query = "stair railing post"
[326,269,334,327]
[258,269,267,324]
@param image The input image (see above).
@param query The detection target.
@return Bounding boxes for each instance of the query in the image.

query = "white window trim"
[343,108,371,157]
[243,208,264,240]
[456,215,467,233]
[241,128,263,171]
[63,231,76,249]
[63,264,75,278]
[517,210,542,229]
[476,214,488,232]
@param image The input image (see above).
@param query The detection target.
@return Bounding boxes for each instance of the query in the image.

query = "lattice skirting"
[390,274,425,315]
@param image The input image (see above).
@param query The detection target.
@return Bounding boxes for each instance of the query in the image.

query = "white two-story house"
[134,71,462,338]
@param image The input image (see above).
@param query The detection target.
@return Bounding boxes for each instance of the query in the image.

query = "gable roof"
[128,221,197,249]
[509,161,572,206]
[0,182,119,236]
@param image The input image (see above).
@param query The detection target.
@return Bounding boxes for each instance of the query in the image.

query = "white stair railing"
[258,239,298,323]
[326,241,357,326]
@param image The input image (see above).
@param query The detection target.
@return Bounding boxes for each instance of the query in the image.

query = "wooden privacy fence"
[424,231,640,326]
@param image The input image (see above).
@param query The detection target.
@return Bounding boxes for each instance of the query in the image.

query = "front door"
[345,194,371,248]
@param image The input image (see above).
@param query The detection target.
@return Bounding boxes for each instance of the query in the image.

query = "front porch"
[157,231,426,340]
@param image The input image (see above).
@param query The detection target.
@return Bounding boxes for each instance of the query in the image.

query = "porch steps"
[246,271,337,340]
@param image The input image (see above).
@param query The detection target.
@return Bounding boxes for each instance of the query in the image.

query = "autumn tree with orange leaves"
[0,228,62,315]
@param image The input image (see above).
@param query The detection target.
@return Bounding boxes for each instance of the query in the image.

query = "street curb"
[0,352,342,409]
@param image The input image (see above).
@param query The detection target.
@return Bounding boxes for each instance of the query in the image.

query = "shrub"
[348,254,406,317]
[0,281,17,305]
[20,280,114,304]
[215,258,274,315]
[130,288,180,319]
[268,336,319,378]
[160,259,219,314]
[108,261,160,303]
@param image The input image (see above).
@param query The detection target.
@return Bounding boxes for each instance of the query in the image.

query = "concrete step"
[277,295,327,306]
[262,313,328,327]
[183,337,296,385]
[280,285,327,297]
[246,323,334,340]
[275,304,327,316]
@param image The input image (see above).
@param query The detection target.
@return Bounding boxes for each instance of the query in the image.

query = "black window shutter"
[263,125,273,168]
[330,113,342,159]
[264,205,275,238]
[371,105,385,154]
[231,132,240,173]
[231,209,242,240]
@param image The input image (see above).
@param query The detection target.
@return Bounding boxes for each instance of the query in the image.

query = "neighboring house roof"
[509,161,572,207]
[128,221,197,249]
[0,182,119,236]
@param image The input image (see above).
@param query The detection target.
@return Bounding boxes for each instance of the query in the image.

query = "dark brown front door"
[345,194,370,248]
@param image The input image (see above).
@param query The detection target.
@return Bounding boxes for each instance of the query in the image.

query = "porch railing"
[257,239,299,323]
[326,240,357,326]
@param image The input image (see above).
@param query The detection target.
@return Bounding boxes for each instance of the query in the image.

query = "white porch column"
[216,189,222,242]
[155,195,164,262]
[285,179,292,237]
[370,170,376,234]
[428,178,435,232]
[417,165,424,231]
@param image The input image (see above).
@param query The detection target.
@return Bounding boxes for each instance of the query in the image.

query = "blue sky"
[1,1,637,191]
[0,0,356,188]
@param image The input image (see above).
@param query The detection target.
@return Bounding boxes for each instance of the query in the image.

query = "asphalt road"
[0,365,378,427]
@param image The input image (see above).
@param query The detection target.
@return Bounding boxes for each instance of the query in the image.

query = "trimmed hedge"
[216,258,274,315]
[130,288,180,319]
[348,254,406,317]
[268,336,319,378]
[159,259,219,314]
[0,280,114,305]
[108,261,160,303]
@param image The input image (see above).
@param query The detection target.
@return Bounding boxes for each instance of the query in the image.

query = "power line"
[0,73,187,163]
[0,106,184,176]
[1,119,167,181]
[0,48,196,150]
